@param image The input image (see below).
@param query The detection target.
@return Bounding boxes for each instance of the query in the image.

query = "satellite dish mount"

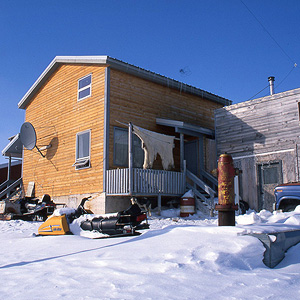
[20,122,51,158]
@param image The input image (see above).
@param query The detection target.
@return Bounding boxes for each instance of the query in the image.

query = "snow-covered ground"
[1,207,300,300]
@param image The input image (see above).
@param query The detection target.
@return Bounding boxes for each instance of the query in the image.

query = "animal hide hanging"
[132,125,175,170]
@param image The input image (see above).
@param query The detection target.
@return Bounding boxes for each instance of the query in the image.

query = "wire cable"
[240,0,295,65]
[246,64,297,101]
[275,63,297,89]
[246,84,270,101]
[240,1,298,100]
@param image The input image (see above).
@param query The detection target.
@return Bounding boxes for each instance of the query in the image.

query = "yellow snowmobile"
[38,197,149,237]
[38,196,91,235]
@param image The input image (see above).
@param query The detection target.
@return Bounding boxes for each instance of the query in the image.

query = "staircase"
[0,178,23,201]
[185,170,217,215]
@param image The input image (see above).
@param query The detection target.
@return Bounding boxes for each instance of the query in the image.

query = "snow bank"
[0,208,300,299]
[181,189,194,198]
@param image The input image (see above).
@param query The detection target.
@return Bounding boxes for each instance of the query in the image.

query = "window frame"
[113,127,128,167]
[113,127,144,168]
[74,129,91,170]
[78,74,92,101]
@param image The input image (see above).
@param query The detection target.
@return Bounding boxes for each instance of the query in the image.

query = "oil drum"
[180,197,195,217]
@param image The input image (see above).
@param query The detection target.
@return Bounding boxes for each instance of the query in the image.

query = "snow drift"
[0,208,300,299]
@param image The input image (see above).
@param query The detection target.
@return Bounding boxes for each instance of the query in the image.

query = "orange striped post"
[215,154,240,226]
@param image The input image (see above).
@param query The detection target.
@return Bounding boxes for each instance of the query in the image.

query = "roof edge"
[2,133,22,158]
[18,56,231,109]
[215,86,300,114]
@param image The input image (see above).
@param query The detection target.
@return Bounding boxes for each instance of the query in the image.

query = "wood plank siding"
[109,69,224,170]
[215,89,300,157]
[215,88,300,211]
[19,57,229,212]
[23,64,106,198]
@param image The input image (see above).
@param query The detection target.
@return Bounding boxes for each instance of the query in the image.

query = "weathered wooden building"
[0,135,23,200]
[215,87,300,212]
[14,56,230,213]
[0,161,22,186]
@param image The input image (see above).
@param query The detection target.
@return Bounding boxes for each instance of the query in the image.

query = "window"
[258,162,282,185]
[262,164,280,184]
[113,127,144,168]
[74,130,91,169]
[78,74,92,101]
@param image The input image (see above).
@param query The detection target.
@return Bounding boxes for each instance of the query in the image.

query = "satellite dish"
[20,122,37,150]
[20,122,50,158]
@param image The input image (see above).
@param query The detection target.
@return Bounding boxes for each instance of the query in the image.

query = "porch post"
[180,133,184,171]
[199,134,204,178]
[128,122,133,195]
[158,193,161,216]
[6,156,12,198]
[103,67,110,192]
[183,159,187,192]
[7,156,11,181]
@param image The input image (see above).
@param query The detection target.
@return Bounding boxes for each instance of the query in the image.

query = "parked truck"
[274,183,300,212]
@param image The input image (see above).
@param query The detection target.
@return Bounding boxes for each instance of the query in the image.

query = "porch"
[1,134,23,201]
[106,168,185,196]
[105,121,218,214]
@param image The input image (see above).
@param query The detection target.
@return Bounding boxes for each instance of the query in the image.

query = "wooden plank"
[23,65,106,197]
[108,69,222,169]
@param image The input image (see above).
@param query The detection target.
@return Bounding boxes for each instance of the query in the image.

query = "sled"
[38,215,70,235]
[37,196,149,237]
[81,231,142,239]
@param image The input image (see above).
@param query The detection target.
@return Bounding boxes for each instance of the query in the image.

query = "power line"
[240,0,296,65]
[246,64,297,101]
[240,0,298,100]
[247,84,269,101]
[276,64,297,89]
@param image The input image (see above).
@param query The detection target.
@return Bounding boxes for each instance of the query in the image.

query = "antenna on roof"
[20,122,51,158]
[179,66,191,77]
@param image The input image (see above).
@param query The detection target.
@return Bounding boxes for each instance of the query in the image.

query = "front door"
[184,140,198,175]
[258,161,282,211]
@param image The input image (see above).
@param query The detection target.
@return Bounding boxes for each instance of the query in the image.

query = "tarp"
[132,125,175,170]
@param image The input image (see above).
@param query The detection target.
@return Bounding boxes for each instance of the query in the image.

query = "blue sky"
[1,0,300,164]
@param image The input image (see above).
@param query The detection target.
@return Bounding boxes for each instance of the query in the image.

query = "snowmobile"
[38,197,149,237]
[0,194,56,221]
[80,200,149,236]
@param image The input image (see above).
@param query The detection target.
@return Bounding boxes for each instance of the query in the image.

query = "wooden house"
[0,136,23,200]
[16,56,230,213]
[215,87,300,212]
[0,161,21,184]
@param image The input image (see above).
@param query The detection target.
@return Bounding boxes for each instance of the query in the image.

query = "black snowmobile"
[39,196,149,237]
[0,194,56,221]
[79,198,149,236]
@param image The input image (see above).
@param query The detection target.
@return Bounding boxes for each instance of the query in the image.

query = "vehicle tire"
[283,204,297,212]
[239,200,249,215]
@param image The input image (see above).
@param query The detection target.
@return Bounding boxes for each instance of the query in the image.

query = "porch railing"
[186,169,216,213]
[106,168,185,196]
[0,178,23,201]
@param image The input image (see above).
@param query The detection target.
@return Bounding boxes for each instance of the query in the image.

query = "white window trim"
[78,74,92,101]
[74,129,91,170]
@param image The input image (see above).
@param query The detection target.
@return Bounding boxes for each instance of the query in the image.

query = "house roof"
[2,134,23,158]
[156,118,215,138]
[18,56,232,109]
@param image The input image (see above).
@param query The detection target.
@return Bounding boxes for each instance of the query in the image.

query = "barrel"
[180,197,195,217]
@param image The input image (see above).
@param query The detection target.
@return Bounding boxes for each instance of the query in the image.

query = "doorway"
[257,161,282,211]
[184,140,199,175]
